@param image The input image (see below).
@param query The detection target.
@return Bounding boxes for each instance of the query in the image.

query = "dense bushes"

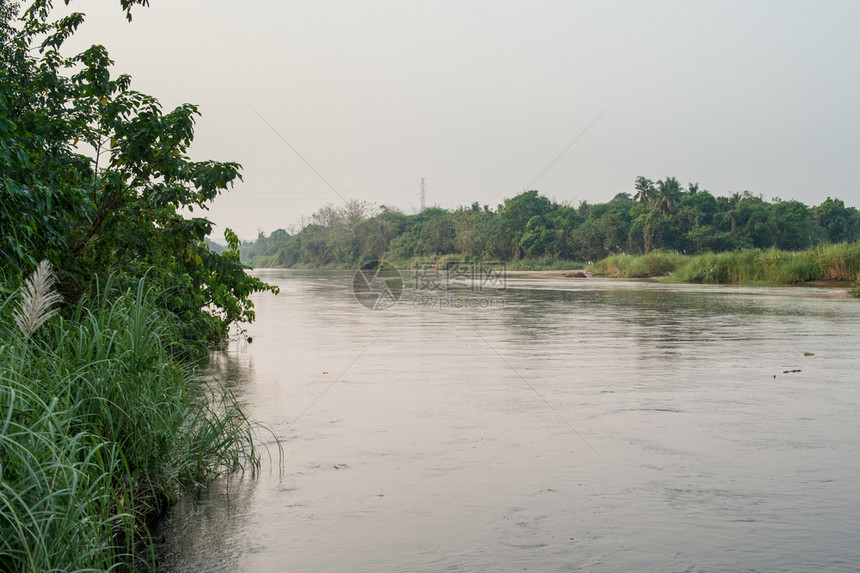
[1,0,276,346]
[0,272,260,571]
[1,3,274,570]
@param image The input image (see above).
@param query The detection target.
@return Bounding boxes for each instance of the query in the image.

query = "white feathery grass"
[13,259,63,337]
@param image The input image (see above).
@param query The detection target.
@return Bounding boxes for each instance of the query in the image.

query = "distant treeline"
[241,177,860,267]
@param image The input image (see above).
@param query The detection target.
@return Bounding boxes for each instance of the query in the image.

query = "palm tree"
[633,176,654,206]
[655,177,682,216]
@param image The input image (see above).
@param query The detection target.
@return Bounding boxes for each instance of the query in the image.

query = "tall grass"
[591,251,690,278]
[674,243,860,285]
[0,273,263,571]
[590,242,860,287]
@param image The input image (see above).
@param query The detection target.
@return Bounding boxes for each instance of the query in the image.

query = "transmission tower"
[419,178,426,212]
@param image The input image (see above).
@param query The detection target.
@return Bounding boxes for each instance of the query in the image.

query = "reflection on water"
[154,476,259,572]
[157,271,860,572]
[207,346,255,391]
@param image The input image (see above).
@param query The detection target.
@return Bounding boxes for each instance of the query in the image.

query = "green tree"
[498,190,554,259]
[736,198,774,248]
[548,204,585,259]
[453,205,497,258]
[519,215,557,258]
[678,190,719,226]
[417,208,456,255]
[815,197,860,243]
[571,219,605,262]
[654,176,683,216]
[771,200,817,250]
[629,210,669,253]
[1,0,276,343]
[359,208,409,260]
[633,176,654,206]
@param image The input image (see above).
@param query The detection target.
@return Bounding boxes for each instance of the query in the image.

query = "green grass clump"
[672,243,860,285]
[810,242,860,281]
[592,251,689,278]
[675,250,761,283]
[592,242,860,287]
[762,251,821,284]
[0,275,264,571]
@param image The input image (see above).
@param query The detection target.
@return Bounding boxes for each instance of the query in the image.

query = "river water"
[156,270,860,572]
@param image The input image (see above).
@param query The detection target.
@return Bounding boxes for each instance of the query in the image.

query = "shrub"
[592,252,688,278]
[0,272,264,570]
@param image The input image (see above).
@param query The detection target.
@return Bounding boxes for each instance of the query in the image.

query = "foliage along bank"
[1,0,277,349]
[1,1,276,569]
[1,268,260,571]
[241,179,860,269]
[592,242,860,286]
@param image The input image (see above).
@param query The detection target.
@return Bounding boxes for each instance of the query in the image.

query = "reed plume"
[13,259,63,337]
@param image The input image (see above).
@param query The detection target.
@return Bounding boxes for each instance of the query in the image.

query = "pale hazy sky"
[65,0,860,240]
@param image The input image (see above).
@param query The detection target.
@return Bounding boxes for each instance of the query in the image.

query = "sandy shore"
[503,269,594,281]
[502,270,853,297]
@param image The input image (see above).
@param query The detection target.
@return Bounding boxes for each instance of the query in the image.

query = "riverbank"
[504,269,593,280]
[250,243,860,298]
[502,270,853,298]
[589,244,860,297]
[0,273,261,571]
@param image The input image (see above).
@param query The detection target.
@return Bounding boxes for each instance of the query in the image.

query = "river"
[156,269,860,572]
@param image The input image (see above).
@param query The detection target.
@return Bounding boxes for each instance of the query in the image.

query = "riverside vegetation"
[1,1,277,570]
[2,1,857,566]
[240,181,860,296]
[1,266,260,571]
[592,243,860,287]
